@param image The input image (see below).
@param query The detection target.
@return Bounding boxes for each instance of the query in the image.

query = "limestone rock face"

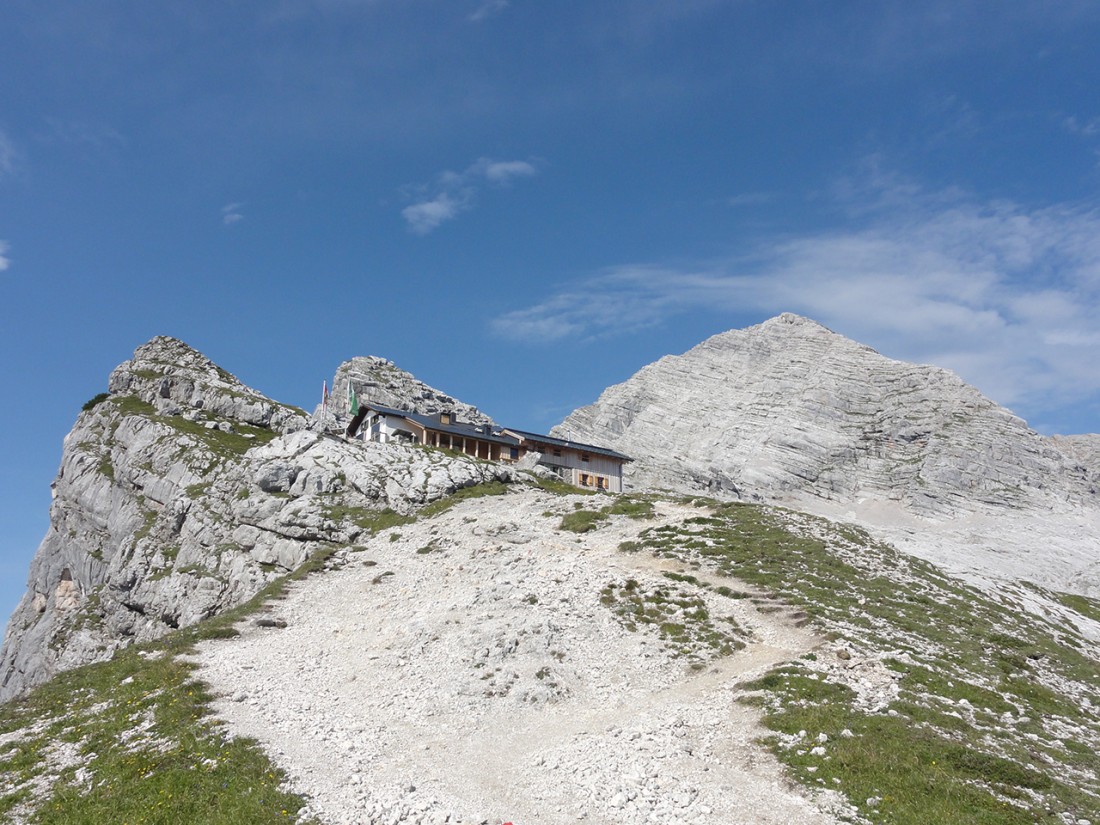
[108,336,308,434]
[555,314,1097,517]
[326,356,492,425]
[0,338,513,703]
[1051,434,1100,493]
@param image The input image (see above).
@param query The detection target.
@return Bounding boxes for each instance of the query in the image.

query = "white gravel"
[195,489,851,825]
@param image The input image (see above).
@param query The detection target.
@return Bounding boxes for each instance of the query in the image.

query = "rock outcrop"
[554,314,1100,595]
[0,338,515,703]
[325,356,493,426]
[555,313,1098,517]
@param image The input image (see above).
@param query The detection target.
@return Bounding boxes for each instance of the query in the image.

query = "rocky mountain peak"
[555,314,1089,517]
[328,356,493,425]
[0,339,514,703]
[108,336,306,434]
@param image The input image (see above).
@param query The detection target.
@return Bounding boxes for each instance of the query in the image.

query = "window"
[581,453,590,463]
[509,447,519,460]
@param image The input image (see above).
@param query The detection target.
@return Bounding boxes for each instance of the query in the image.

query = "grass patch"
[627,501,1100,823]
[529,474,595,496]
[418,480,510,518]
[322,503,413,534]
[744,667,1049,824]
[106,395,279,459]
[602,494,656,519]
[559,509,608,533]
[0,542,347,824]
[1057,591,1100,625]
[97,455,115,481]
[599,578,746,662]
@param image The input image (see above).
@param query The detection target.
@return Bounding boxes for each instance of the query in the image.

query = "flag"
[348,383,359,416]
[322,380,329,419]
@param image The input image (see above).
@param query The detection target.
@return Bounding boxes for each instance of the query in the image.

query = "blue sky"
[3,1,1100,625]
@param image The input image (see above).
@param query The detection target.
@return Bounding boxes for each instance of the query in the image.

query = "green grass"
[107,395,279,459]
[529,474,595,496]
[628,501,1100,824]
[321,503,413,533]
[559,509,608,533]
[602,494,656,519]
[599,578,746,662]
[1057,591,1100,626]
[81,392,110,412]
[97,455,115,481]
[0,544,346,824]
[418,480,510,518]
[742,668,1049,824]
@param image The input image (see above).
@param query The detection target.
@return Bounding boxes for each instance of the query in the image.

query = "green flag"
[348,384,359,416]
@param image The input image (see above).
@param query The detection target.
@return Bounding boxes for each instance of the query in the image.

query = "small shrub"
[82,392,110,412]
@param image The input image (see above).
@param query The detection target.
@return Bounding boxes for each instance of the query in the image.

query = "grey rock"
[320,356,493,428]
[555,313,1098,518]
[0,337,516,703]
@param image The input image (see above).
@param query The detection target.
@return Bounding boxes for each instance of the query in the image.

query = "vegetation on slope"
[3,485,1097,824]
[626,500,1100,824]
[0,502,422,825]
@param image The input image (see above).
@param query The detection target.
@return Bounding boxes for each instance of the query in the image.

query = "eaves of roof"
[502,429,633,462]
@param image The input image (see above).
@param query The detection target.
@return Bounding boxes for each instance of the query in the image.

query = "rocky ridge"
[325,356,493,427]
[554,313,1100,594]
[556,314,1094,516]
[0,339,515,703]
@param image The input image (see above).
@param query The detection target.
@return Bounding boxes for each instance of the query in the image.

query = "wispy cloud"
[0,240,11,271]
[401,156,538,234]
[727,192,777,208]
[492,176,1100,420]
[1063,115,1100,137]
[469,0,508,22]
[37,118,125,149]
[401,193,467,235]
[0,130,17,178]
[221,202,245,226]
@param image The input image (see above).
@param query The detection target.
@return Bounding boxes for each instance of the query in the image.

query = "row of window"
[578,473,610,490]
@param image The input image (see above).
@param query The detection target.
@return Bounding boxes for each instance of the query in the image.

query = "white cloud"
[0,240,10,271]
[400,156,538,234]
[221,202,245,226]
[401,193,469,236]
[482,159,537,184]
[1063,115,1100,137]
[491,180,1100,422]
[0,130,17,178]
[469,0,508,22]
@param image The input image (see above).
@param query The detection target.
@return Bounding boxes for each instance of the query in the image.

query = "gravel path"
[195,490,849,824]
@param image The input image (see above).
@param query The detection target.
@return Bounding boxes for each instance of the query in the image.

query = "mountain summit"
[556,313,1096,513]
[1,326,1098,824]
[554,313,1100,592]
[0,337,514,702]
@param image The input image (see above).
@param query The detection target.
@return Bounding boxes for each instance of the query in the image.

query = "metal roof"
[361,403,631,462]
[363,404,521,447]
[502,429,633,462]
